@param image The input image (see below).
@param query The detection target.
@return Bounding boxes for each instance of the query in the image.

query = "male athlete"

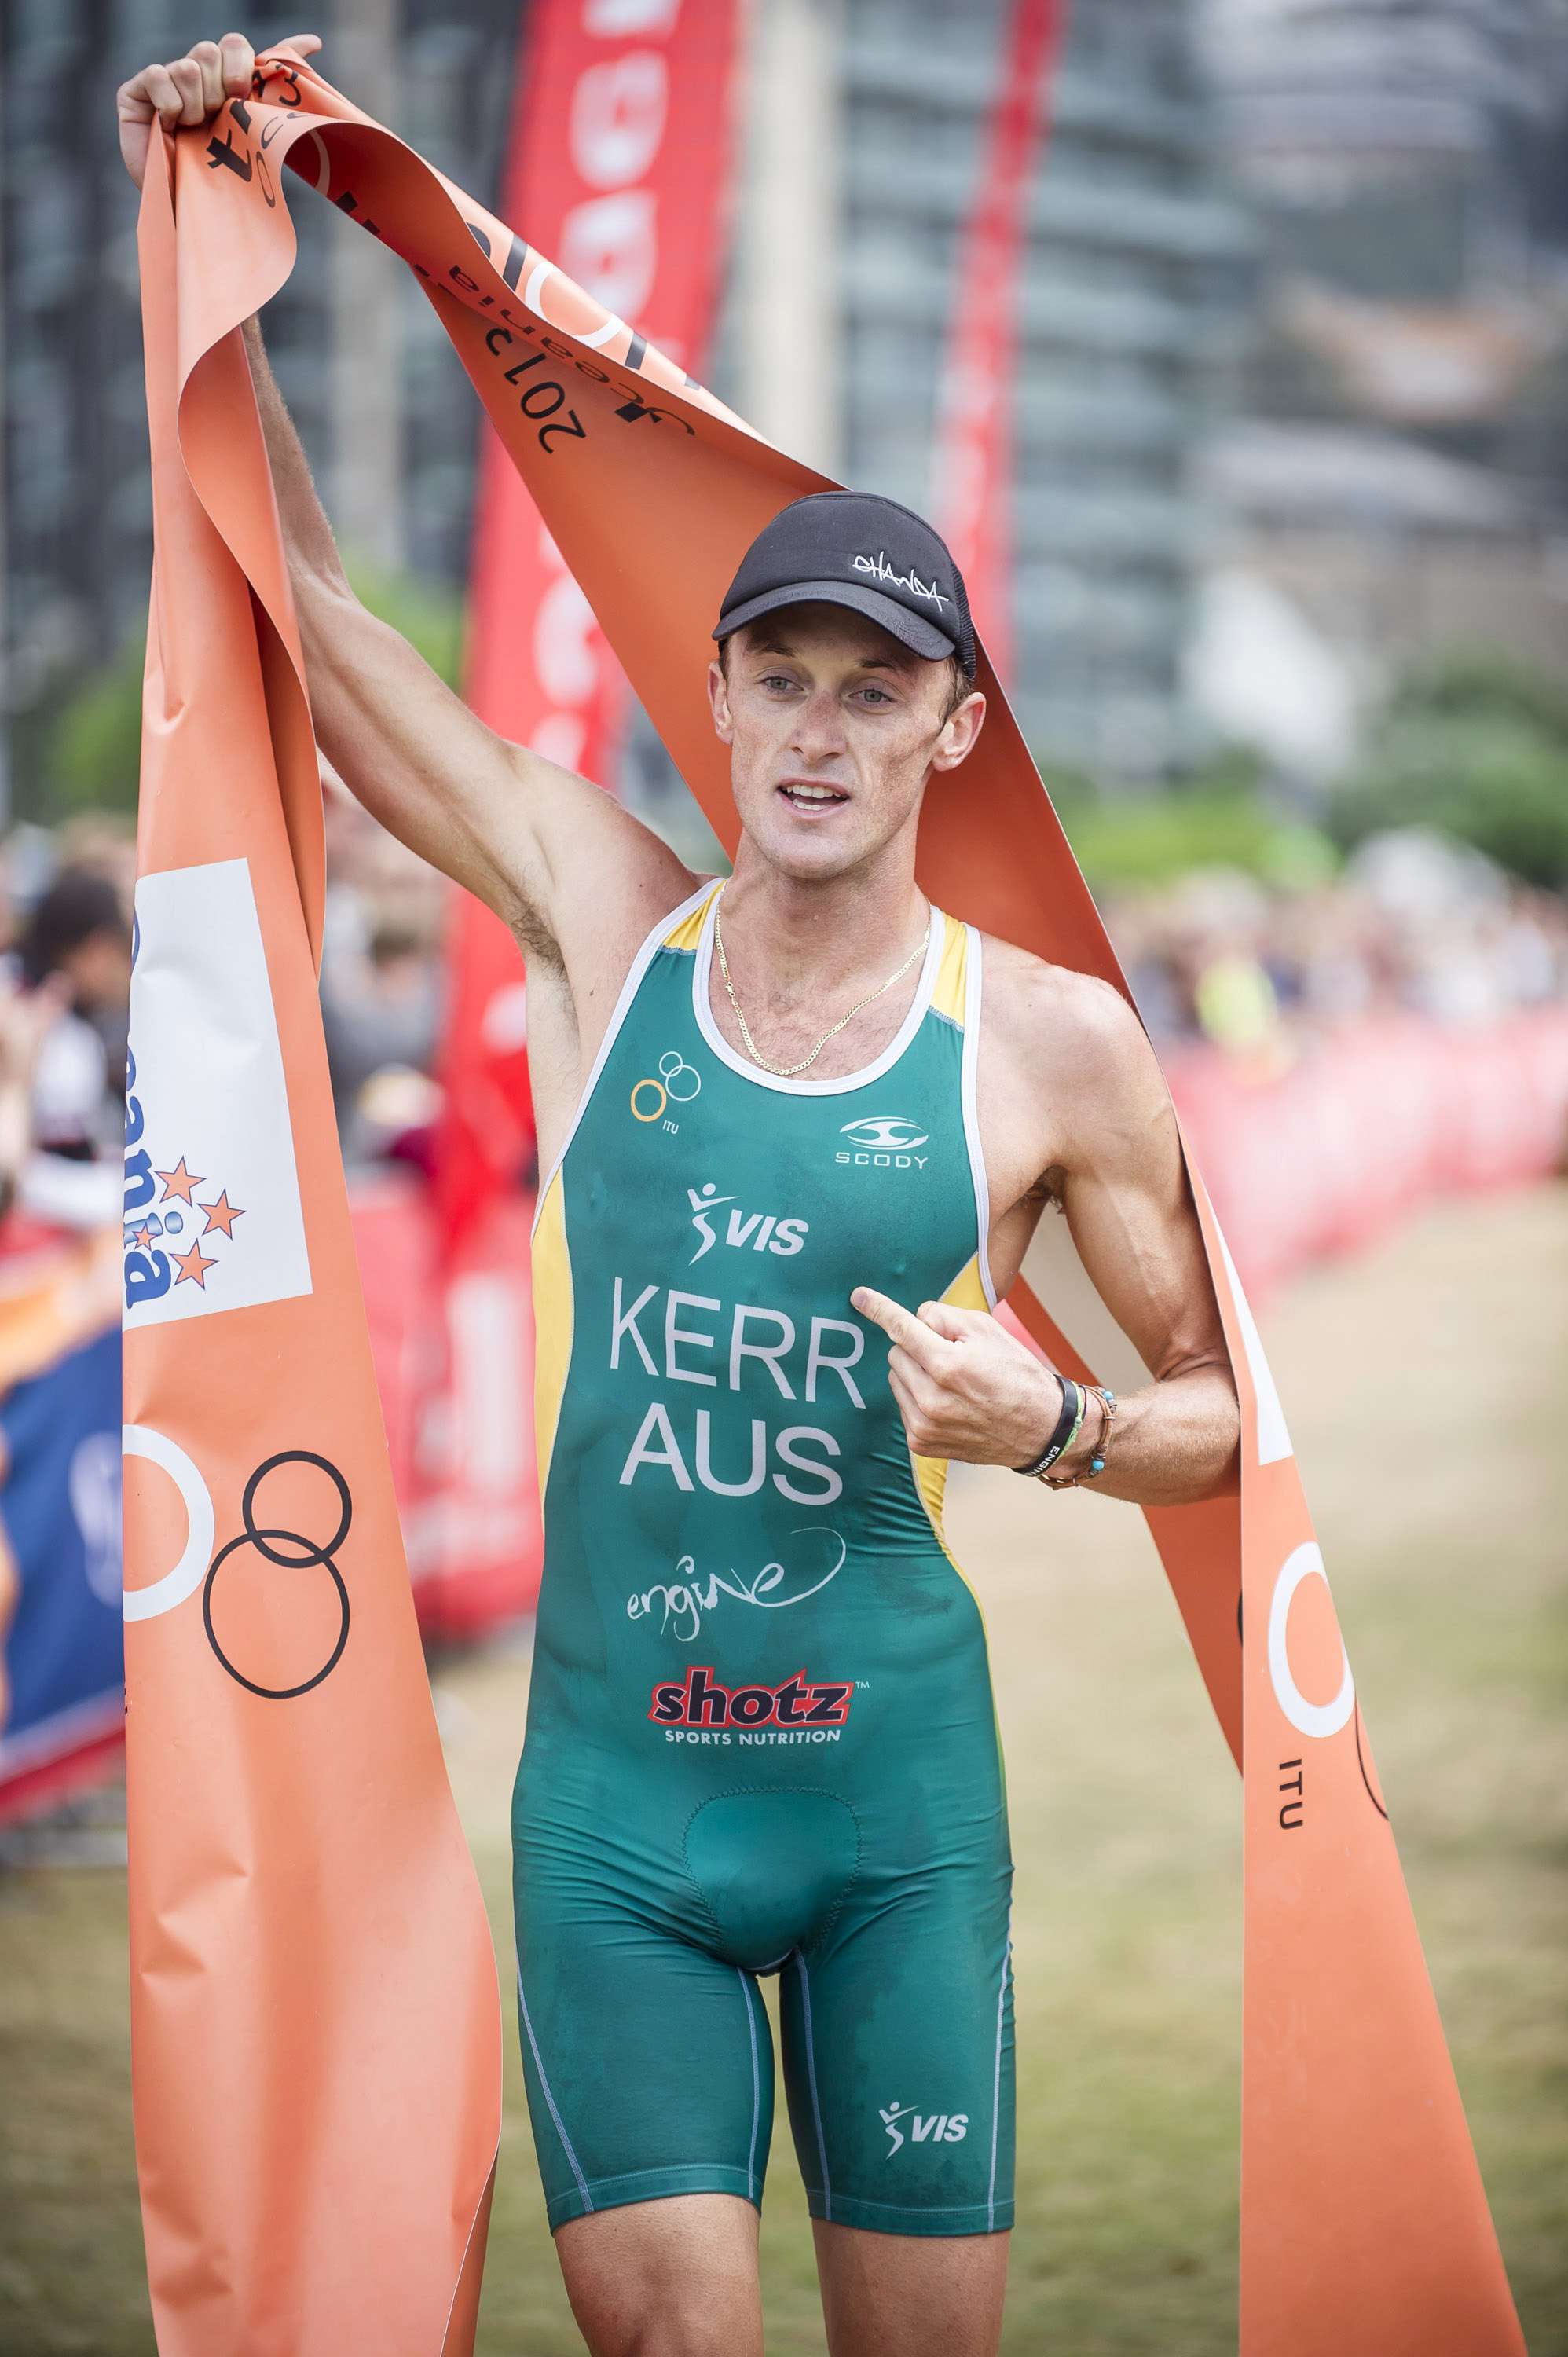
[121,36,1240,2357]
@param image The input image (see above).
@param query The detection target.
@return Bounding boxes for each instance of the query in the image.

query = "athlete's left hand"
[850,1286,1063,1469]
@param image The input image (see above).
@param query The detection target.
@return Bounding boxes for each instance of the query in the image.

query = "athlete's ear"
[931,690,986,774]
[708,657,735,746]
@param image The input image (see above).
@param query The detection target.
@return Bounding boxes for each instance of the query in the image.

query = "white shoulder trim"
[961,926,998,1310]
[531,878,716,1234]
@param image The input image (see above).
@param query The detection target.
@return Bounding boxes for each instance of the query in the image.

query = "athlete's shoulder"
[975,932,1172,1183]
[976,930,1151,1085]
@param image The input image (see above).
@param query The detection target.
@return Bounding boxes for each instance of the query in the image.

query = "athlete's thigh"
[779,1855,1015,2242]
[556,2193,763,2357]
[812,2216,1008,2357]
[514,1816,775,2232]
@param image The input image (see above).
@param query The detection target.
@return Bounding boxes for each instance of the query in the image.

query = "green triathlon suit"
[515,879,1013,2238]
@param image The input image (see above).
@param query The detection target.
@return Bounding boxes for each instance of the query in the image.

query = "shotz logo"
[879,2101,969,2157]
[648,1664,853,1730]
[687,1182,809,1265]
[837,1115,929,1171]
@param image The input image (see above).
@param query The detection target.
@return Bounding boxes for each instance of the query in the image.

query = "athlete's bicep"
[533,781,697,975]
[1053,988,1229,1385]
[299,576,686,957]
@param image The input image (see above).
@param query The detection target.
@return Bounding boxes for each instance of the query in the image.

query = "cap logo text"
[852,551,949,610]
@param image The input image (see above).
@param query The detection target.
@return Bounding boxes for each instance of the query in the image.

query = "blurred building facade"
[1192,0,1568,757]
[4,0,1248,818]
[6,0,1568,827]
[832,0,1247,776]
[1,0,524,826]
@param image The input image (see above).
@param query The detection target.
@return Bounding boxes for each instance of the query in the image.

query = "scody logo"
[687,1182,809,1265]
[836,1116,929,1171]
[648,1664,854,1730]
[879,2101,969,2157]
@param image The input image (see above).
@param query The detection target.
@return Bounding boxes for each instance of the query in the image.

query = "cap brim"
[713,580,957,663]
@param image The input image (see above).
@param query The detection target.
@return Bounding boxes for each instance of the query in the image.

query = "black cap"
[714,491,976,677]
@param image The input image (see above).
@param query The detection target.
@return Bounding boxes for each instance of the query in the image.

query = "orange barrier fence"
[1165,1008,1568,1299]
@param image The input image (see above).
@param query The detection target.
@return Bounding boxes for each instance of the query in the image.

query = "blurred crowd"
[1103,829,1568,1066]
[0,819,136,1236]
[3,796,1566,1236]
[0,782,449,1235]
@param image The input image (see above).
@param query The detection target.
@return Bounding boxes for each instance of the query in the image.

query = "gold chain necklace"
[713,885,931,1079]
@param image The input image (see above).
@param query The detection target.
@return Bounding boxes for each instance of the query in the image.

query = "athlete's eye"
[757,672,798,694]
[857,685,893,705]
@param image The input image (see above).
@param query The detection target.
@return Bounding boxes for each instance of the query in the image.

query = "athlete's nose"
[789,684,848,771]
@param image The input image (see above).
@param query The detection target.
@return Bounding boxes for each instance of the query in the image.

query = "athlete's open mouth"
[777,779,849,812]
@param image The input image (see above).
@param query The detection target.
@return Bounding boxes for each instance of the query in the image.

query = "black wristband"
[1013,1376,1079,1478]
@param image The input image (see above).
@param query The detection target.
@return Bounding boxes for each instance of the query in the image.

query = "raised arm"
[240,318,672,955]
[119,30,689,971]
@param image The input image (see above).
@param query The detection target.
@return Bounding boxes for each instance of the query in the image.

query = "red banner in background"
[466,0,742,776]
[933,0,1065,681]
[436,0,744,1254]
[356,1178,541,1639]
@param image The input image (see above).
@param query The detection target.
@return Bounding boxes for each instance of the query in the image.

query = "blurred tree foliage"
[1326,647,1568,889]
[1046,753,1339,893]
[40,563,465,821]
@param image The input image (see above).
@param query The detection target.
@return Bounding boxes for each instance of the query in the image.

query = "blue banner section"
[0,1320,123,1787]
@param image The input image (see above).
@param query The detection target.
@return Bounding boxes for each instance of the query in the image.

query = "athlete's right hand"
[117,31,322,189]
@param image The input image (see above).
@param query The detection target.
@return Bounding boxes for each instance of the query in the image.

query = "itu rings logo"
[203,1450,352,1700]
[631,1050,702,1126]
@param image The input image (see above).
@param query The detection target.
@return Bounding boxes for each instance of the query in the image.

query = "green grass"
[2,1186,1564,2354]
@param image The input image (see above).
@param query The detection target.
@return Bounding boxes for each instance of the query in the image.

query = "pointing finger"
[851,1285,919,1345]
[851,1286,954,1375]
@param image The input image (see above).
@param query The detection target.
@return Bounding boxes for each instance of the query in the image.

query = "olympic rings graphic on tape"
[202,1450,352,1700]
[630,1050,702,1124]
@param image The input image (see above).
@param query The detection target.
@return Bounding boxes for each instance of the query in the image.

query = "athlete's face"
[708,606,985,882]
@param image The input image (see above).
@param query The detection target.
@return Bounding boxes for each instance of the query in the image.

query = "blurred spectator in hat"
[322,911,444,1171]
[54,814,137,907]
[9,867,131,1230]
[0,976,68,1227]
